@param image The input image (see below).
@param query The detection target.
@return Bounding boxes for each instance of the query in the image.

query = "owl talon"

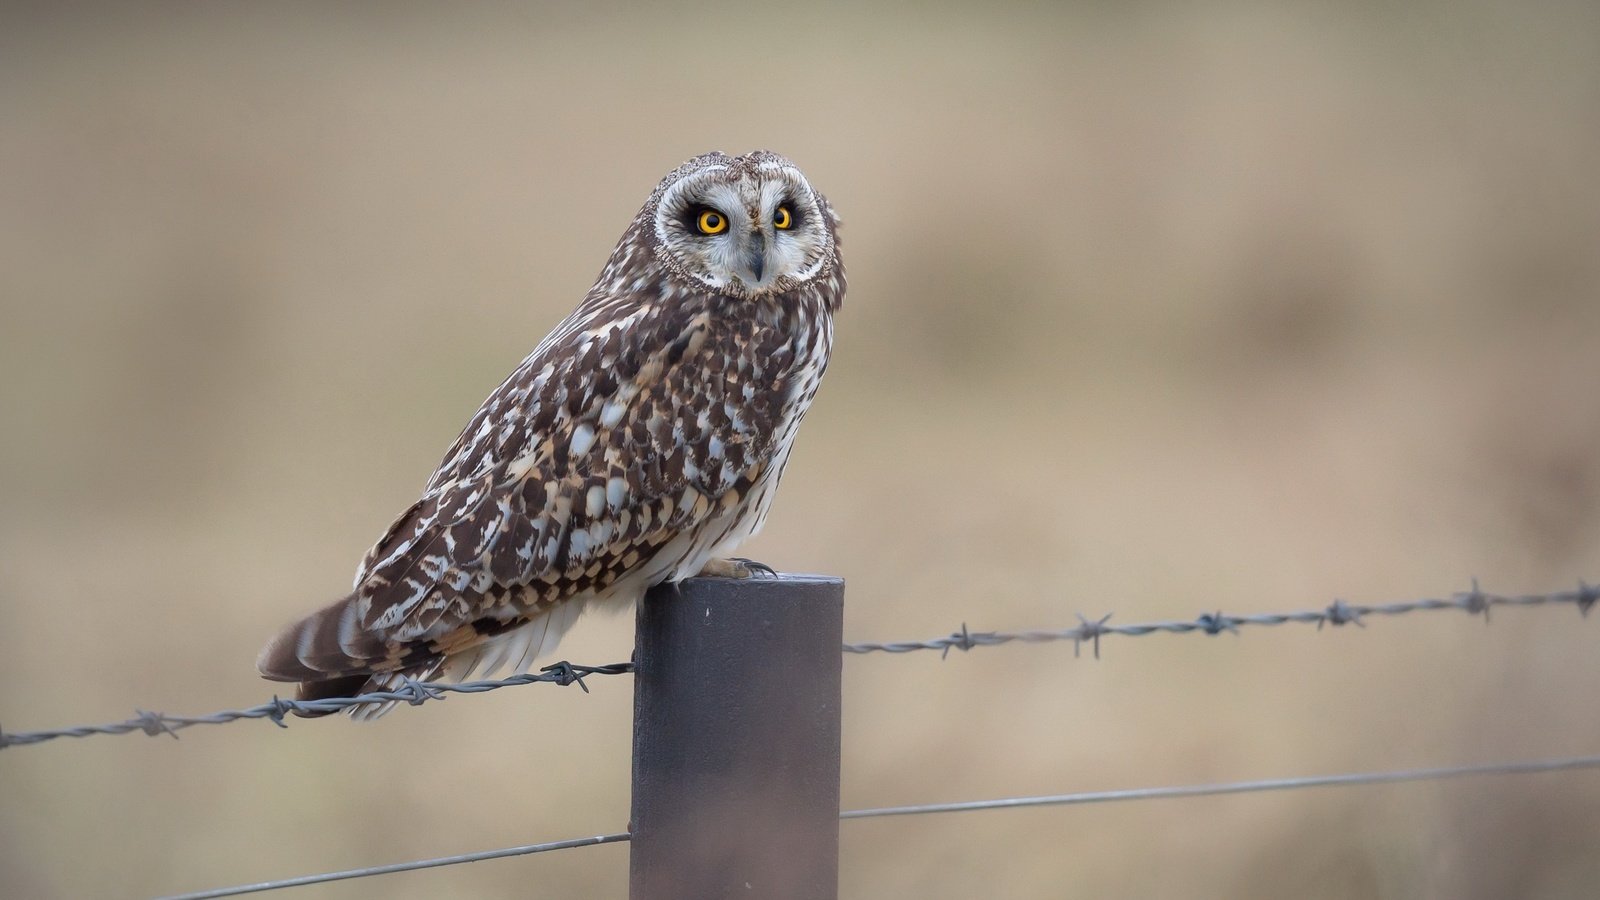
[695,557,778,579]
[732,557,778,578]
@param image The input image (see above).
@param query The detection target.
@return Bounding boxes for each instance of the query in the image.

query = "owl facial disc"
[648,151,835,297]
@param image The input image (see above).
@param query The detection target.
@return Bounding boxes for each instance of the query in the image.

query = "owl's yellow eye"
[696,209,728,235]
[773,205,793,230]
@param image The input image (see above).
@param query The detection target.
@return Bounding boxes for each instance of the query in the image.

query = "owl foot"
[695,557,778,579]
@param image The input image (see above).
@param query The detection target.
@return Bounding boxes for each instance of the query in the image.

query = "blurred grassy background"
[3,2,1599,897]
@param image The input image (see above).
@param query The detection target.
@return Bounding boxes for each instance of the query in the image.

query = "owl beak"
[742,230,767,284]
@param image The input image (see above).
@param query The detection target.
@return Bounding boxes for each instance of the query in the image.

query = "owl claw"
[695,557,779,579]
[732,557,778,578]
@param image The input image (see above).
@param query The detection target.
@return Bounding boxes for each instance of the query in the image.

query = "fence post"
[629,573,845,900]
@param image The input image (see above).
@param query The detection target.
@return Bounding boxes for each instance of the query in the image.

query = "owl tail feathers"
[288,674,372,717]
[256,593,395,682]
[256,596,586,721]
[256,594,442,720]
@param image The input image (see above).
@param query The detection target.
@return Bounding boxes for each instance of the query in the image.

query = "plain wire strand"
[5,579,1594,750]
[839,754,1600,819]
[157,753,1600,899]
[157,833,632,900]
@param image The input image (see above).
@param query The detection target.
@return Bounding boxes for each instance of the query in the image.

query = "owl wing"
[257,292,787,683]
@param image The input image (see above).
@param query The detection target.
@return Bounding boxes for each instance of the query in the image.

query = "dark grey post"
[629,574,844,900]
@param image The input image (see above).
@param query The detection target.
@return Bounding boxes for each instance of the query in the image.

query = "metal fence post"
[629,573,845,900]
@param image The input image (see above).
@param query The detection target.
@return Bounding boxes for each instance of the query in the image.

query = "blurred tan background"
[3,2,1599,898]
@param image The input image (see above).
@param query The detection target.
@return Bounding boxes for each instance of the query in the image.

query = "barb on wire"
[159,752,1600,899]
[0,662,633,750]
[842,579,1597,656]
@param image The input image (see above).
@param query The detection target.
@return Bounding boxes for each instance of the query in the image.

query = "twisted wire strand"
[157,752,1600,899]
[841,579,1598,657]
[0,662,634,749]
[3,579,1593,750]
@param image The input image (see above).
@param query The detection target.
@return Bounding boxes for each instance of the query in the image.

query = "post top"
[683,572,843,586]
[648,573,845,604]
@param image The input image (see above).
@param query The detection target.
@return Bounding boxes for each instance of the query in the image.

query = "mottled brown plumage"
[258,151,845,717]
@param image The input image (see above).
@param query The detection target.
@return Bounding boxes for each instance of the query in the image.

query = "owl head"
[642,150,840,299]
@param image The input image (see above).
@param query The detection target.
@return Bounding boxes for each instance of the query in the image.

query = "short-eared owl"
[258,151,845,717]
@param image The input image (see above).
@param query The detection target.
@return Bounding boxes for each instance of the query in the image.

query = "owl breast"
[639,287,836,585]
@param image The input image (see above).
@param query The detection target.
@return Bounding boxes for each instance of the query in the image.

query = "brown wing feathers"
[256,298,731,697]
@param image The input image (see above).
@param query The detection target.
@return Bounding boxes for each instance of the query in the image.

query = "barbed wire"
[0,662,633,749]
[158,752,1600,899]
[841,578,1598,657]
[3,578,1592,750]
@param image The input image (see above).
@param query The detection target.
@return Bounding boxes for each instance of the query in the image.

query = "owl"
[257,150,845,718]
